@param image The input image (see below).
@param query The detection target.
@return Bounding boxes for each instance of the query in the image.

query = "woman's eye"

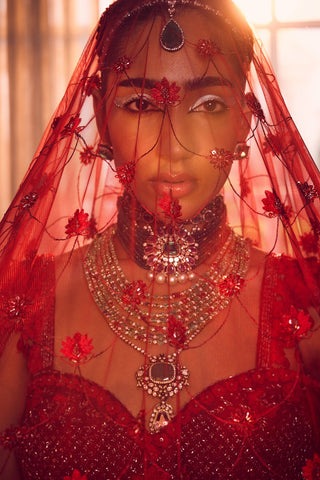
[189,95,228,114]
[128,98,153,112]
[115,95,160,113]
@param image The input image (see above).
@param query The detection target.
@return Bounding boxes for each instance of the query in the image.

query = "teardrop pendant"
[160,19,184,52]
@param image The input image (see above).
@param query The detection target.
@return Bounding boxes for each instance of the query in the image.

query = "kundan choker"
[84,225,249,432]
[116,191,227,285]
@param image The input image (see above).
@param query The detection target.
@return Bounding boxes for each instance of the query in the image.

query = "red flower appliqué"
[218,273,244,297]
[19,192,39,209]
[51,116,61,129]
[280,305,314,348]
[167,315,187,349]
[245,92,266,122]
[80,146,96,165]
[209,148,234,169]
[84,74,101,96]
[151,77,180,105]
[116,161,135,186]
[5,295,30,331]
[158,193,182,222]
[61,333,93,364]
[263,132,284,155]
[61,114,83,137]
[121,280,147,307]
[262,190,291,219]
[64,469,88,480]
[240,177,251,198]
[302,453,320,480]
[297,181,319,204]
[300,232,319,255]
[197,39,221,56]
[232,409,256,437]
[112,55,133,73]
[65,209,97,238]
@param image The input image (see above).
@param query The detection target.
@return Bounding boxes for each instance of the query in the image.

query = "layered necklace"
[84,198,249,433]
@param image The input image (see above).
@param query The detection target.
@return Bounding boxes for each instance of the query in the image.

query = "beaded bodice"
[15,368,318,479]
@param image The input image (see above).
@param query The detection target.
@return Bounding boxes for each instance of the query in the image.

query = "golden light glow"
[233,0,272,24]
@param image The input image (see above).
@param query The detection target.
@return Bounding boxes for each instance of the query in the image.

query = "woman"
[0,0,319,478]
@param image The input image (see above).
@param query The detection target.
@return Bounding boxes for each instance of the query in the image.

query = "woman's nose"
[158,110,192,165]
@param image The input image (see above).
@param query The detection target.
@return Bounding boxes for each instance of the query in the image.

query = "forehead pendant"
[160,0,185,51]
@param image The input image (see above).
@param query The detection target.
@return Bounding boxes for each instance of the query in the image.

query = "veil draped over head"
[0,0,320,479]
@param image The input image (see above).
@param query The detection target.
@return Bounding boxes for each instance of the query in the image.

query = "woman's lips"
[150,175,195,198]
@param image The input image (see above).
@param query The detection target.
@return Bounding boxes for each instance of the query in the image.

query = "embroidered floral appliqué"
[112,55,133,73]
[115,161,136,186]
[240,177,251,198]
[158,193,182,222]
[64,469,88,480]
[5,295,30,331]
[60,332,93,364]
[84,74,101,96]
[167,314,187,349]
[263,132,284,155]
[61,114,83,137]
[218,273,244,297]
[151,77,180,105]
[302,453,320,480]
[280,305,314,347]
[197,39,221,56]
[209,148,234,169]
[121,280,147,307]
[80,146,96,165]
[262,190,292,219]
[19,192,39,209]
[65,209,97,239]
[232,409,256,437]
[297,181,319,204]
[245,92,266,122]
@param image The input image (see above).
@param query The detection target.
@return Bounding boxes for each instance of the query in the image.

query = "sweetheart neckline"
[30,366,305,438]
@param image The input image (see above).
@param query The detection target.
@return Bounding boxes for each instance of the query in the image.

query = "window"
[235,0,320,165]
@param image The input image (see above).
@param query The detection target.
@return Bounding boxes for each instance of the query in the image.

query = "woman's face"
[100,9,249,219]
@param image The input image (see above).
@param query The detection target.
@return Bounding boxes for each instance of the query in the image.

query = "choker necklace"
[84,226,249,432]
[116,192,226,285]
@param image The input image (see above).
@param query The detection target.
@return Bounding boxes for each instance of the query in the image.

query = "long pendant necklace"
[84,226,249,432]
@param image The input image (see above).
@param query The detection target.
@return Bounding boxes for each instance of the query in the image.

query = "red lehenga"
[0,1,320,479]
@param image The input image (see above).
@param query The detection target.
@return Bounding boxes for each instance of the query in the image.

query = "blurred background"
[0,0,320,217]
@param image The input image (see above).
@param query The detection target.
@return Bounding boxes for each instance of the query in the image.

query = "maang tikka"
[160,0,185,51]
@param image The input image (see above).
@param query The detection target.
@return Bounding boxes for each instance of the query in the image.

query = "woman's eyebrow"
[186,75,232,90]
[118,75,232,90]
[118,78,156,89]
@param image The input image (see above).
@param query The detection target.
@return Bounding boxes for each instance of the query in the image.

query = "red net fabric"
[0,0,319,478]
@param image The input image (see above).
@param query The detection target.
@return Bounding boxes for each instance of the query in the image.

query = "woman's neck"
[115,190,228,286]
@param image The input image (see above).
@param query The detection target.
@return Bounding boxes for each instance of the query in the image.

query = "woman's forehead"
[114,11,235,86]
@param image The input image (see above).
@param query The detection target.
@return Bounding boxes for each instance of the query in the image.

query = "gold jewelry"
[116,192,227,284]
[84,226,249,432]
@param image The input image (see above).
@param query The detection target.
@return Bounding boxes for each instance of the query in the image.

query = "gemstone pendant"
[160,19,184,52]
[136,354,189,431]
[149,402,174,433]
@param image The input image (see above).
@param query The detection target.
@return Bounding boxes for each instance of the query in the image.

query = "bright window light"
[233,0,272,24]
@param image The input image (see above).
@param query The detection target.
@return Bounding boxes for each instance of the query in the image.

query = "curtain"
[0,0,105,217]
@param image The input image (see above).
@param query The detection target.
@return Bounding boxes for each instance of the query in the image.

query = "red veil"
[0,0,319,479]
